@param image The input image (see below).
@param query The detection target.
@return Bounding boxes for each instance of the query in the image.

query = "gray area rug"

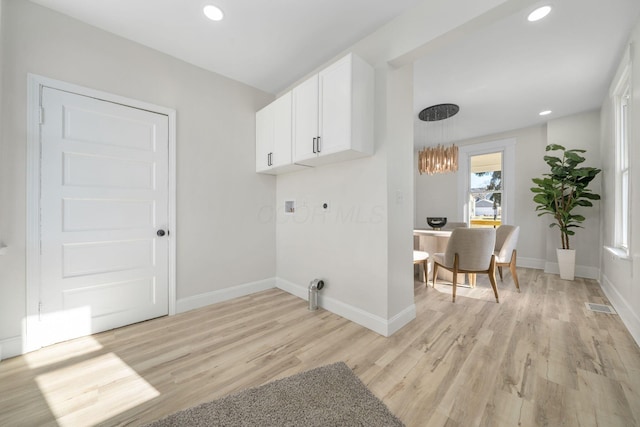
[144,362,405,426]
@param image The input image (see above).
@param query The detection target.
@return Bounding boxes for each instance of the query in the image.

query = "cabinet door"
[319,56,351,156]
[255,104,274,173]
[293,74,319,163]
[272,92,292,168]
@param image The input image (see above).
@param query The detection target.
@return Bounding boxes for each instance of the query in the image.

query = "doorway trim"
[25,74,177,353]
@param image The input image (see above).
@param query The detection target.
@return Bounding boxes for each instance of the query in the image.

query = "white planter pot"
[556,249,576,280]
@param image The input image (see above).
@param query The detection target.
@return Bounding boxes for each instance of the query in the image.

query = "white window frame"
[458,139,516,226]
[468,152,503,224]
[613,64,631,254]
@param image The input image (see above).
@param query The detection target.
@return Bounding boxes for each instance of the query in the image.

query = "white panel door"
[39,87,169,347]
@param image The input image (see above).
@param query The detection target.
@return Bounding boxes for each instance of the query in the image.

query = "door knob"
[157,229,166,237]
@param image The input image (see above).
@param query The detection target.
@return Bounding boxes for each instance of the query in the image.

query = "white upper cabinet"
[291,76,319,162]
[256,53,374,174]
[293,53,374,166]
[255,101,275,173]
[256,92,304,174]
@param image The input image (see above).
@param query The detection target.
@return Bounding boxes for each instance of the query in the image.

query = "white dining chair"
[432,228,499,303]
[494,225,520,292]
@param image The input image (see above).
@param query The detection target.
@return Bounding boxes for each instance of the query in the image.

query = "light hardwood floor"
[1,268,639,426]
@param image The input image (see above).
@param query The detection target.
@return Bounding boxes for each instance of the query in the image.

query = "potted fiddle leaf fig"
[530,144,601,280]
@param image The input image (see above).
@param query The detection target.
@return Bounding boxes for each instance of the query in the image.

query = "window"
[614,67,631,253]
[457,139,515,227]
[469,152,502,227]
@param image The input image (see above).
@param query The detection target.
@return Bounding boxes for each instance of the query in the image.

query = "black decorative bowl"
[427,217,447,230]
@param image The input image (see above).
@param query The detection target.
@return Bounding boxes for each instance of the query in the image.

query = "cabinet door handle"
[267,152,272,166]
[313,137,317,153]
[317,136,321,153]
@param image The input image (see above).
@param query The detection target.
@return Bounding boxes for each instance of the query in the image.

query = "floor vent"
[585,302,617,314]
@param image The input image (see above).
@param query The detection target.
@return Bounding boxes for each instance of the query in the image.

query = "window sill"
[604,246,632,261]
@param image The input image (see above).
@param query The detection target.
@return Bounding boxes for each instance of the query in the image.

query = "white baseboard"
[578,265,600,280]
[518,257,545,270]
[276,277,307,300]
[516,257,600,281]
[386,304,417,336]
[176,278,276,314]
[0,336,22,361]
[276,278,416,337]
[600,274,640,347]
[544,262,600,280]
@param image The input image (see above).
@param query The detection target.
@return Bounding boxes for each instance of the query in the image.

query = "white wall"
[546,110,602,277]
[0,0,5,359]
[275,150,390,317]
[0,0,275,355]
[275,64,403,333]
[600,16,640,346]
[414,166,462,227]
[275,63,417,336]
[385,64,415,323]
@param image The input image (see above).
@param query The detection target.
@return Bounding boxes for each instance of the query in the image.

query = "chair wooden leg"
[422,260,428,284]
[510,250,520,292]
[432,263,439,289]
[452,253,459,303]
[452,270,457,303]
[488,255,499,303]
[498,266,503,280]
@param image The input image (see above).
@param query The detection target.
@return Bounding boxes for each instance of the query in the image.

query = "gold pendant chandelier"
[418,144,459,175]
[417,103,460,175]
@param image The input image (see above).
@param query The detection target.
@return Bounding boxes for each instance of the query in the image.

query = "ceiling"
[414,0,640,145]
[28,0,640,145]
[27,0,422,94]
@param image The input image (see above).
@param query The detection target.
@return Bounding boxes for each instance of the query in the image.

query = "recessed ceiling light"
[528,6,552,22]
[203,5,224,21]
[539,110,552,116]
